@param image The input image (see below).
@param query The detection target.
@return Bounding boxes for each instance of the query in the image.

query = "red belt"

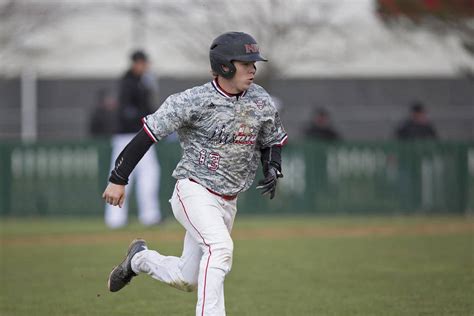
[189,178,238,201]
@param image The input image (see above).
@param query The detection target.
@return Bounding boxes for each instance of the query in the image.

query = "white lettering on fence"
[11,147,99,179]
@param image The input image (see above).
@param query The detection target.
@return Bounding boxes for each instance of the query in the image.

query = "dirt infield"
[2,221,473,247]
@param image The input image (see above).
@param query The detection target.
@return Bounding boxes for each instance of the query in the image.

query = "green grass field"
[1,215,473,316]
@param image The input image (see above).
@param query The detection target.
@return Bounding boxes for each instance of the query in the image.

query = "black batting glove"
[256,165,283,199]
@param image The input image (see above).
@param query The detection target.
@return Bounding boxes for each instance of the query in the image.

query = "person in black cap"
[105,50,162,228]
[118,50,154,133]
[304,108,341,141]
[396,102,438,140]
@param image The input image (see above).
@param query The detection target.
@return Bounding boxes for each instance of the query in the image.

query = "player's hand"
[256,166,283,199]
[102,183,126,208]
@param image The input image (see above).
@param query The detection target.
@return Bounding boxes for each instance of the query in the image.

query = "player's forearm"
[260,145,282,174]
[109,129,155,185]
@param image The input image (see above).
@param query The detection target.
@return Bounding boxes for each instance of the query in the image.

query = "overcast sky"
[0,0,472,78]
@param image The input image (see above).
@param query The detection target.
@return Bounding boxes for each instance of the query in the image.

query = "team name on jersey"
[208,124,257,145]
[234,124,257,145]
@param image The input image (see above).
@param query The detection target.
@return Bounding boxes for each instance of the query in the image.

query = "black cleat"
[107,238,147,292]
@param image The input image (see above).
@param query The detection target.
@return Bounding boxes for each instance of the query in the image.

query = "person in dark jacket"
[105,50,162,228]
[305,108,341,141]
[396,102,438,140]
[117,51,155,133]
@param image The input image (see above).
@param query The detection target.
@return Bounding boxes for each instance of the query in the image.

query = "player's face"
[230,61,256,92]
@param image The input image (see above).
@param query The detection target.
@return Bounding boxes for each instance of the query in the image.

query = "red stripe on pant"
[176,181,211,316]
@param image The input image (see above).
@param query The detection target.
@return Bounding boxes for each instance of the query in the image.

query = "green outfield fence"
[0,140,473,217]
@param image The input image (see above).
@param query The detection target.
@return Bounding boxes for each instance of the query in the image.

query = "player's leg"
[213,197,237,312]
[117,179,233,315]
[172,179,234,316]
[130,180,205,291]
[135,145,162,226]
[131,231,202,291]
[221,198,238,232]
[105,134,134,228]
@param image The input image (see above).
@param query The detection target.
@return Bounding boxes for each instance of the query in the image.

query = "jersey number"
[198,150,220,171]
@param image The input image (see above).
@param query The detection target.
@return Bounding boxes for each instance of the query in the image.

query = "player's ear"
[221,65,229,72]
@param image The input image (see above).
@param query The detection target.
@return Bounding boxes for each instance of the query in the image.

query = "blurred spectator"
[396,102,438,140]
[105,50,162,229]
[89,89,118,137]
[304,108,341,141]
[118,50,155,133]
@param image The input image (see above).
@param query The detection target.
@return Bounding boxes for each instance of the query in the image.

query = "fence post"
[0,144,11,215]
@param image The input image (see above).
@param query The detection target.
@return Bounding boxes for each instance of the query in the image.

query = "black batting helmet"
[209,32,267,79]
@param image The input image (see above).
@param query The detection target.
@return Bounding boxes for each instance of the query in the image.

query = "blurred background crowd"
[0,0,473,219]
[0,0,473,142]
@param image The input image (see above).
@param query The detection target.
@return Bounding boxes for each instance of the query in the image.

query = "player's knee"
[169,279,197,292]
[210,239,234,274]
[175,280,198,292]
[181,274,199,292]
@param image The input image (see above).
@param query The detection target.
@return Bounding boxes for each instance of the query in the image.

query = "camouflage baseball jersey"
[143,79,287,195]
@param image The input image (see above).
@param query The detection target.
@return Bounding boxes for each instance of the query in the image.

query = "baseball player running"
[103,31,288,316]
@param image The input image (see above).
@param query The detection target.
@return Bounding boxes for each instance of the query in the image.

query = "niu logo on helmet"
[244,44,259,53]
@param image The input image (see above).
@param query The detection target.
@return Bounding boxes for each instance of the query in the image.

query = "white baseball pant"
[131,178,237,316]
[105,133,162,228]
